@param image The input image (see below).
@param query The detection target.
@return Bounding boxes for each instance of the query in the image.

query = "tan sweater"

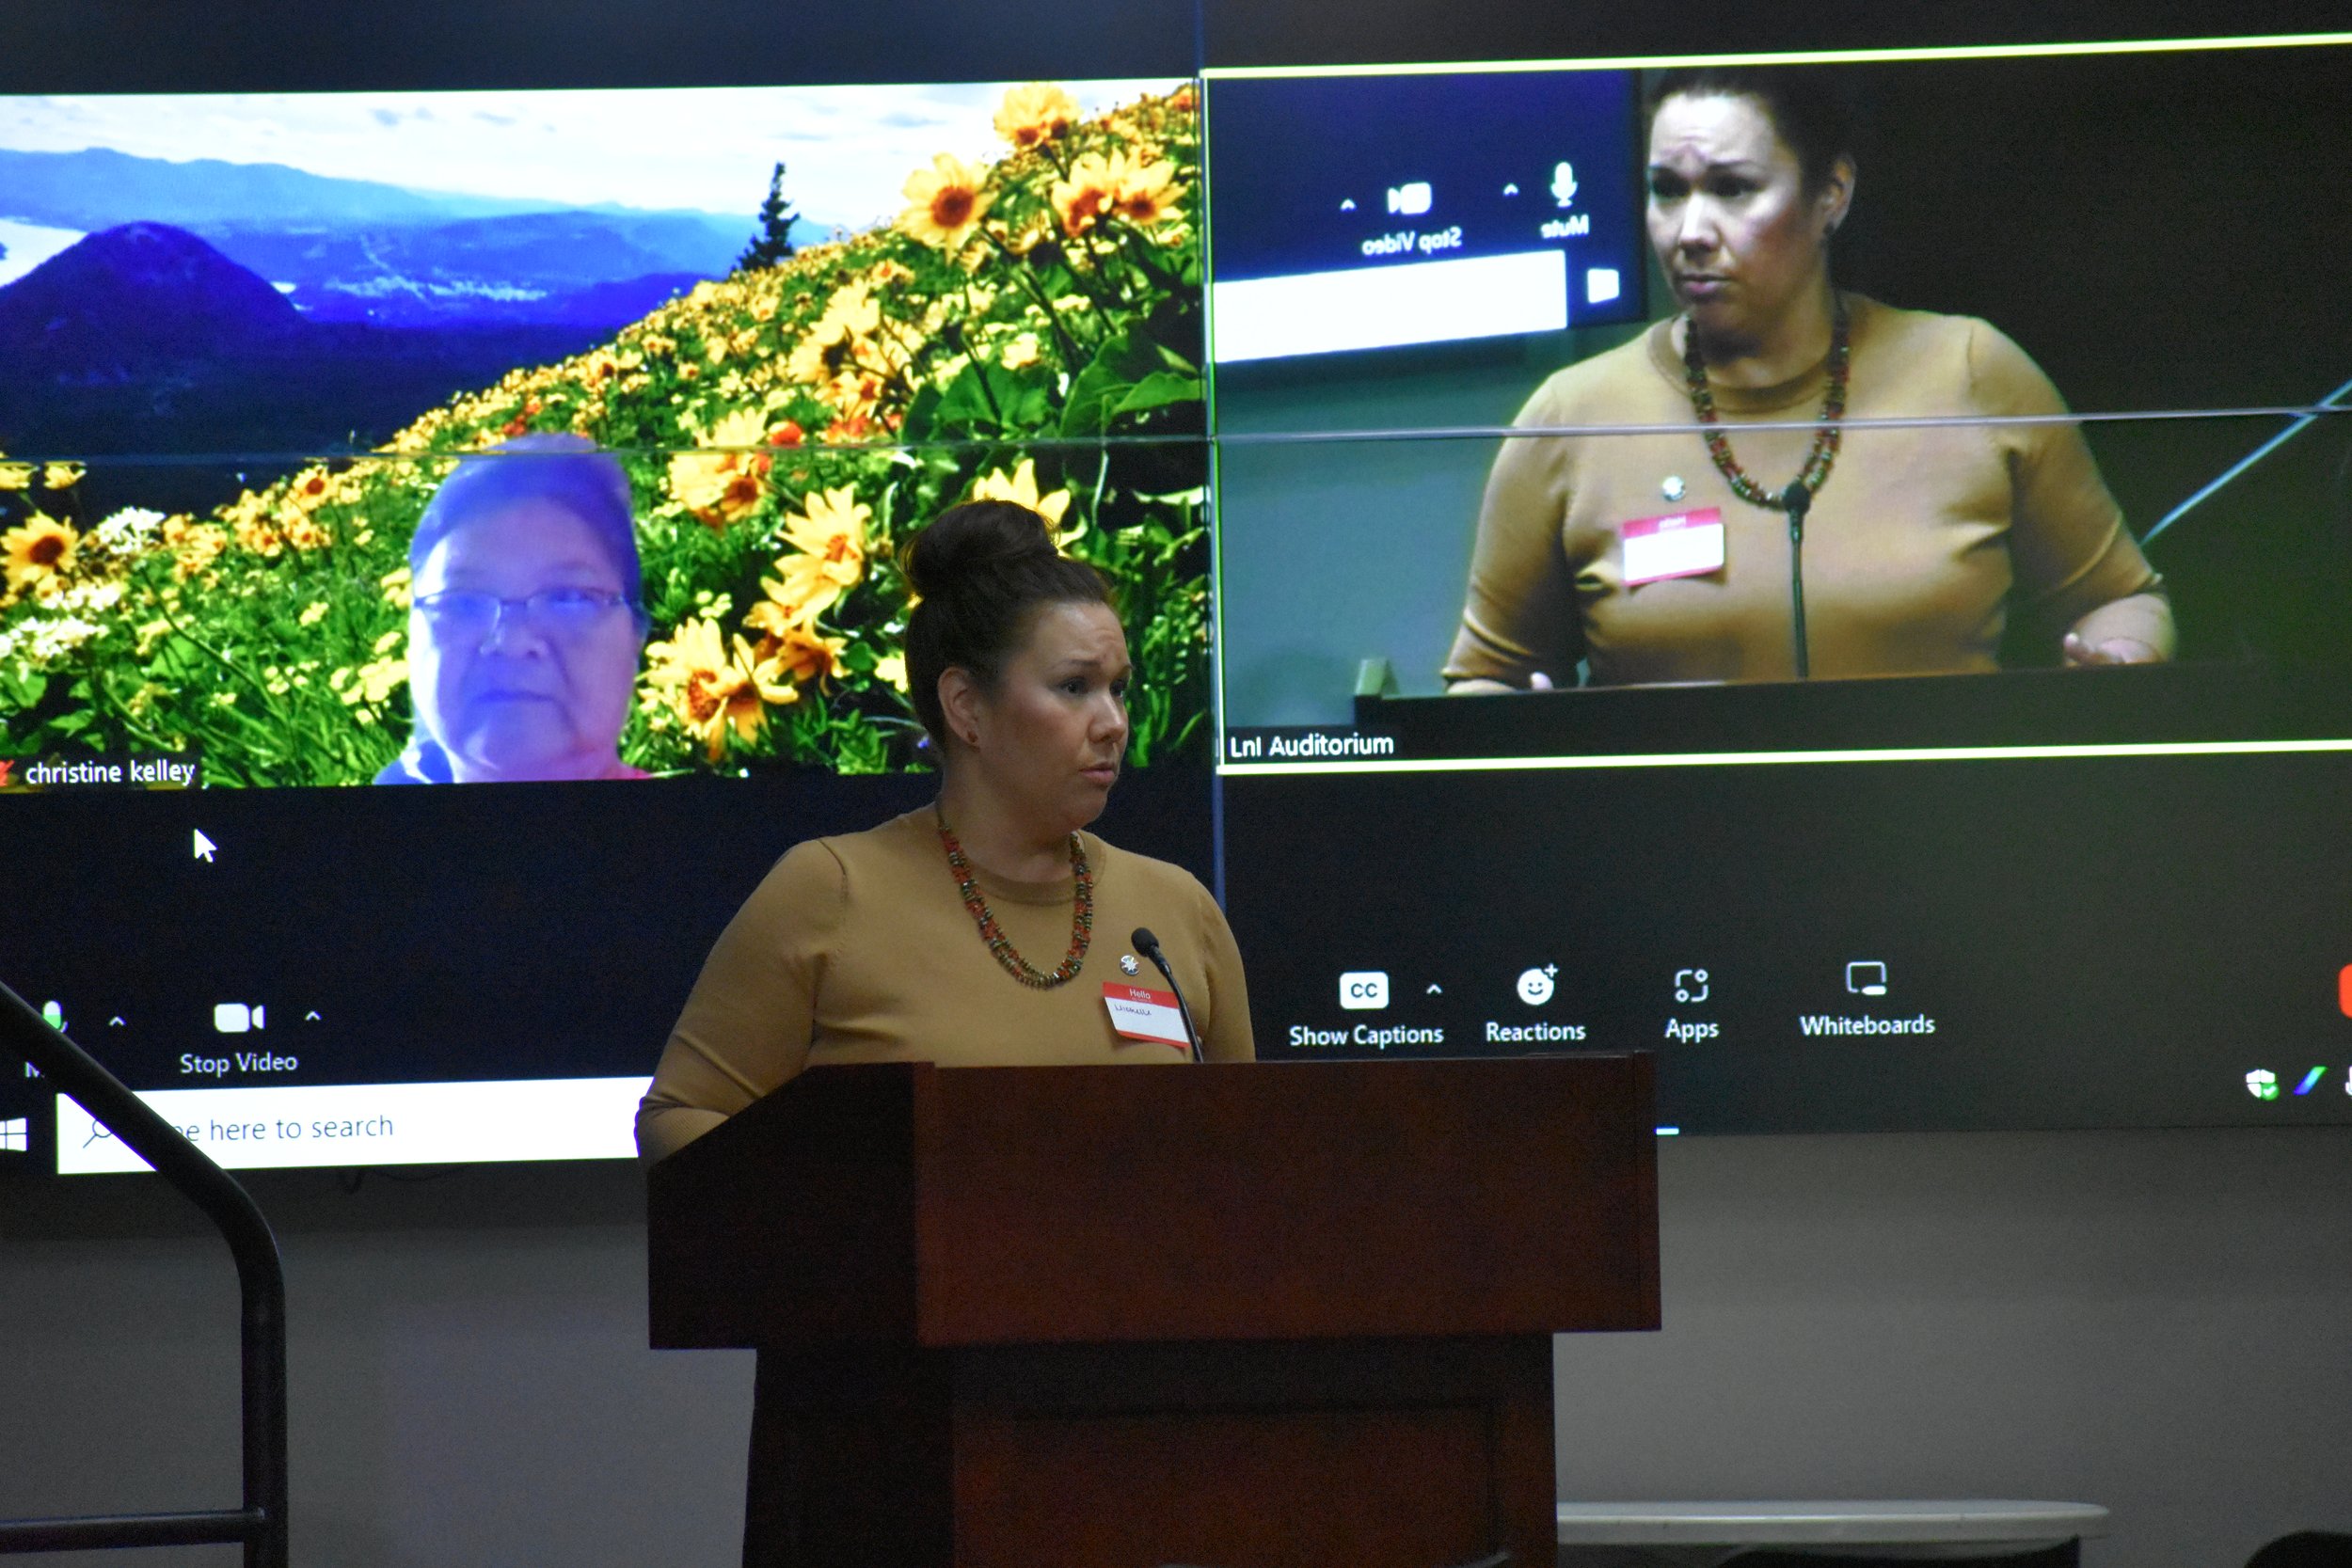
[1444,295,2159,687]
[636,808,1255,1162]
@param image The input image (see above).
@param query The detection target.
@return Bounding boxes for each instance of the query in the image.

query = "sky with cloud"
[0,80,1172,226]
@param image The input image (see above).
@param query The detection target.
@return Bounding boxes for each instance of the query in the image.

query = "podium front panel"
[914,1054,1657,1344]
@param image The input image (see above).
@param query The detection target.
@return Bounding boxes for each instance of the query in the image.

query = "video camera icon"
[1386,182,1433,216]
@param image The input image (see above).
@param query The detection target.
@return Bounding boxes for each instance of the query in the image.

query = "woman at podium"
[637,500,1253,1162]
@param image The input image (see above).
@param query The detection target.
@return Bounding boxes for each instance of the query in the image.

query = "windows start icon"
[0,1117,27,1154]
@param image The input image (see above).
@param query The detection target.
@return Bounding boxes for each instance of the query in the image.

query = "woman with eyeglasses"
[378,434,651,784]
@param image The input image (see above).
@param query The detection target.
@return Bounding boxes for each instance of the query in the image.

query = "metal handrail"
[0,982,289,1566]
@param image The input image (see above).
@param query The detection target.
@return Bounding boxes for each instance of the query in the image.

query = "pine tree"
[736,163,800,271]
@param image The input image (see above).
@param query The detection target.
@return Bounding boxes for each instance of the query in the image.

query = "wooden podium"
[648,1056,1658,1568]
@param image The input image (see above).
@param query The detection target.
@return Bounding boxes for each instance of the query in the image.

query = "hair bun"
[902,500,1059,603]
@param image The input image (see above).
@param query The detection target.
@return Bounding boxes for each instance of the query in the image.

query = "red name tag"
[1102,983,1188,1049]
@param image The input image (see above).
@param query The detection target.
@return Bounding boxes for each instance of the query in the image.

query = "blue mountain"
[205,209,747,324]
[0,222,656,470]
[0,222,302,371]
[0,146,574,231]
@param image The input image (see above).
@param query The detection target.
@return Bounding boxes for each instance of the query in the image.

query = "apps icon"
[1845,961,1889,998]
[2246,1069,2280,1101]
[1674,968,1710,1005]
[1339,972,1390,1010]
[1516,966,1557,1006]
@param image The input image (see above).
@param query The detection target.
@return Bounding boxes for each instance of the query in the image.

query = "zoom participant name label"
[1798,1014,1939,1037]
[1288,1023,1446,1049]
[1,751,201,789]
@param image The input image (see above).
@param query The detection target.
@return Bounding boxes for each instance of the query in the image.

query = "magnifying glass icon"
[80,1122,114,1149]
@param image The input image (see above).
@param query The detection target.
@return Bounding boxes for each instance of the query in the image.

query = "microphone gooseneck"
[1130,927,1203,1064]
[1781,479,1812,679]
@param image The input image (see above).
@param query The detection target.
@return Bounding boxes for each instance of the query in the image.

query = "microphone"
[1131,927,1203,1064]
[1780,480,1812,679]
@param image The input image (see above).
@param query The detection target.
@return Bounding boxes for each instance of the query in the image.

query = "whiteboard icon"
[1386,182,1432,216]
[1844,961,1888,998]
[1550,162,1580,208]
[1586,268,1622,306]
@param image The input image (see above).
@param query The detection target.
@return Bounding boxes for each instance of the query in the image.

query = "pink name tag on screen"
[1103,983,1188,1048]
[1621,508,1725,585]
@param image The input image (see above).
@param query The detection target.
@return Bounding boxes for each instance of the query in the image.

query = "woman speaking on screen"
[636,501,1253,1163]
[1444,67,2174,690]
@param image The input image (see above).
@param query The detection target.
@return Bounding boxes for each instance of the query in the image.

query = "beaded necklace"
[1680,293,1850,510]
[934,809,1094,989]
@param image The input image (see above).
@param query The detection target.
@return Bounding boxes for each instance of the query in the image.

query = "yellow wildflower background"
[0,84,1207,784]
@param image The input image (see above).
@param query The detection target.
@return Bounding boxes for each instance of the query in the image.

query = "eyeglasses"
[412,587,641,638]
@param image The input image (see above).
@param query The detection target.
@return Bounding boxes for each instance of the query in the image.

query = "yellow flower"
[1000,332,1042,371]
[41,462,86,490]
[1106,151,1184,227]
[1051,152,1120,238]
[898,153,993,251]
[298,601,330,626]
[787,280,881,387]
[970,458,1074,541]
[1054,151,1184,239]
[381,564,413,609]
[163,518,230,580]
[643,617,798,762]
[874,652,909,693]
[752,622,848,686]
[337,656,407,707]
[3,514,76,594]
[667,406,776,531]
[0,461,33,491]
[994,82,1079,150]
[760,486,872,626]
